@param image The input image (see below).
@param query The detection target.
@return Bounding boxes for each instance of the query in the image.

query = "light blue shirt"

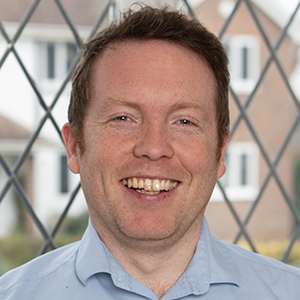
[1,217,300,299]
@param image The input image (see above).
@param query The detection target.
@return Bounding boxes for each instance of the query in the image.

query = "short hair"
[68,5,229,158]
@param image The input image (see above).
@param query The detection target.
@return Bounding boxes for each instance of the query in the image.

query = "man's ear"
[217,132,230,179]
[61,123,80,174]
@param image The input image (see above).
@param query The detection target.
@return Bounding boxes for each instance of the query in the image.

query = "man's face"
[63,40,228,249]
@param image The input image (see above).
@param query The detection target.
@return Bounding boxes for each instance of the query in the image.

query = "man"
[1,5,300,300]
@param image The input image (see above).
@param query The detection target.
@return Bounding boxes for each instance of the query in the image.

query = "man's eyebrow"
[100,97,141,110]
[95,97,141,116]
[98,97,207,114]
[169,100,206,112]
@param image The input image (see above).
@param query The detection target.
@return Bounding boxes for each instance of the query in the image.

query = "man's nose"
[133,123,174,161]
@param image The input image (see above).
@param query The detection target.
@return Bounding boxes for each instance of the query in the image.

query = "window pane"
[242,46,249,79]
[60,155,69,193]
[67,43,77,71]
[47,43,55,79]
[241,153,248,185]
[109,2,117,20]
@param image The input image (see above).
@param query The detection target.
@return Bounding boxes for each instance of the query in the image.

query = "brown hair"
[68,5,230,158]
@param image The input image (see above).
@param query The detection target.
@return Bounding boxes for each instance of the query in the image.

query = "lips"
[121,178,179,195]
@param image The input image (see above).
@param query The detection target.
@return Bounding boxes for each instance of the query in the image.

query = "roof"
[0,114,32,139]
[193,0,300,43]
[0,0,106,26]
[1,0,298,42]
[252,0,300,43]
[0,114,60,153]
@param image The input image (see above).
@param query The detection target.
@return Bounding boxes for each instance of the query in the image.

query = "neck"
[95,220,202,299]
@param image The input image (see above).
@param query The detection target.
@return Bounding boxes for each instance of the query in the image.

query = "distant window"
[109,0,122,21]
[109,1,117,20]
[66,43,77,71]
[60,155,69,194]
[224,35,259,94]
[40,42,78,81]
[212,142,259,201]
[47,43,55,79]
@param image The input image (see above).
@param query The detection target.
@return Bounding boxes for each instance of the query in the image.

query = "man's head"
[68,5,229,159]
[62,5,230,251]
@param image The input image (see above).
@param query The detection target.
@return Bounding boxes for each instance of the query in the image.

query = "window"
[109,1,117,20]
[60,154,69,194]
[212,142,259,201]
[40,42,78,81]
[109,0,122,21]
[47,43,55,79]
[66,43,77,71]
[224,35,260,94]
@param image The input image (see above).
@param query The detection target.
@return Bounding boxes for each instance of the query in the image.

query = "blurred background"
[0,0,300,275]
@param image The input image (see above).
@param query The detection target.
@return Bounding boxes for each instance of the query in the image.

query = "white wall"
[0,174,17,238]
[33,147,87,228]
[0,24,88,235]
[0,40,37,130]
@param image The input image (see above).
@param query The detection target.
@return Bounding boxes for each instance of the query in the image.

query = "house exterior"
[0,0,179,237]
[0,0,299,242]
[194,0,300,242]
[0,112,87,237]
[0,114,33,237]
[0,0,105,237]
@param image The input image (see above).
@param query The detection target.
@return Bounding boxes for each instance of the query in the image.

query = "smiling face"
[63,40,228,250]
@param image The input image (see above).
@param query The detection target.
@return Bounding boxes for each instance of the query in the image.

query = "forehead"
[89,40,216,111]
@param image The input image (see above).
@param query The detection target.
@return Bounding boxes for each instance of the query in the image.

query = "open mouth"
[121,178,179,195]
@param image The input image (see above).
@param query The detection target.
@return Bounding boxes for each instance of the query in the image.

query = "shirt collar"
[183,216,241,294]
[75,217,241,291]
[75,219,112,285]
[75,220,157,298]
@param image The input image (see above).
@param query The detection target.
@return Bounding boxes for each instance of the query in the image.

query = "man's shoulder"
[0,241,80,294]
[215,235,300,278]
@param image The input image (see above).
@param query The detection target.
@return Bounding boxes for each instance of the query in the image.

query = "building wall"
[0,155,18,238]
[0,40,37,131]
[196,0,298,241]
[0,28,86,236]
[33,147,87,228]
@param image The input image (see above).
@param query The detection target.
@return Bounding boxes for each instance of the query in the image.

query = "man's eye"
[115,116,131,121]
[178,119,192,125]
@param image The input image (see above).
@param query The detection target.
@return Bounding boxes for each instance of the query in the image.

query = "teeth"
[144,179,152,191]
[165,180,170,191]
[121,178,178,193]
[133,178,138,188]
[138,179,144,189]
[128,178,132,188]
[136,189,160,195]
[152,179,160,191]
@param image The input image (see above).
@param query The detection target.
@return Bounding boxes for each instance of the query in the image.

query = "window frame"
[39,41,77,86]
[59,154,69,194]
[212,142,260,202]
[224,35,260,94]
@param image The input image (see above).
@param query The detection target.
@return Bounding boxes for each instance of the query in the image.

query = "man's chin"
[114,217,184,248]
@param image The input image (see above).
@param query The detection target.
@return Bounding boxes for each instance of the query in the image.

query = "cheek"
[178,137,217,168]
[86,128,126,157]
[83,130,136,179]
[177,140,220,194]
